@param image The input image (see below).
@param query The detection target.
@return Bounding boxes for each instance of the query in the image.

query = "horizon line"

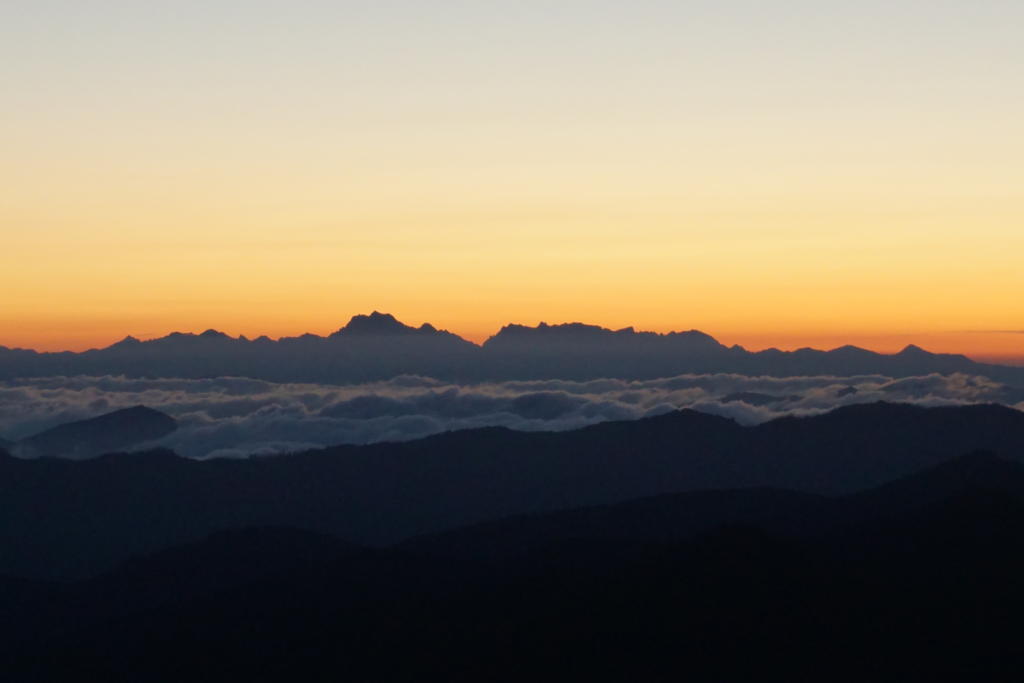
[3,311,1024,365]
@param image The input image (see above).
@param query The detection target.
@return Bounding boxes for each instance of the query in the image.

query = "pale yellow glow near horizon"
[2,2,1022,361]
[4,193,1023,361]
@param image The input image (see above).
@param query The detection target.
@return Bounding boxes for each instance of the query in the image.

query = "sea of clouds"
[1,373,1021,459]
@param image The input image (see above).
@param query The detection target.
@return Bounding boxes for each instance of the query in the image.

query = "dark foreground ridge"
[2,311,1022,384]
[4,451,1024,681]
[2,401,1023,580]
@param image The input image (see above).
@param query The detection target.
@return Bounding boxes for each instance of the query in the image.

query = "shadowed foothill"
[4,450,1024,681]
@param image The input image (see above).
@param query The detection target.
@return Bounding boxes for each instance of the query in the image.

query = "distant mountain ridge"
[11,406,177,460]
[1,311,1021,385]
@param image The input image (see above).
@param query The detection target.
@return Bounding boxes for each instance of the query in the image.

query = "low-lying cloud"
[1,373,1022,459]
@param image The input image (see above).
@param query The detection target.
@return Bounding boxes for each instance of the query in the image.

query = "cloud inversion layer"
[1,373,1020,459]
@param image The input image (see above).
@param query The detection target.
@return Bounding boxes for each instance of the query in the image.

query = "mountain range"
[2,311,1022,384]
[5,450,1024,681]
[3,400,1023,580]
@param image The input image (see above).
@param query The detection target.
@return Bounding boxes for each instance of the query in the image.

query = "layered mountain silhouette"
[403,450,1024,562]
[10,406,177,459]
[3,401,1023,580]
[5,451,1024,681]
[2,311,1022,384]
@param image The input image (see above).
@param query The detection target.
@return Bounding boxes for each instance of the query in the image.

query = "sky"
[2,1,1022,361]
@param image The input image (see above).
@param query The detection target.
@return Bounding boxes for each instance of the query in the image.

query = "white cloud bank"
[0,373,1021,459]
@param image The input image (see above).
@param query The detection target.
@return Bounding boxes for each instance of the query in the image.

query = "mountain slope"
[12,406,177,460]
[1,402,1023,580]
[8,453,1024,681]
[403,450,1024,563]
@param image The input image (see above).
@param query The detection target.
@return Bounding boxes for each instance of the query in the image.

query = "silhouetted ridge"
[135,330,240,348]
[11,449,1024,681]
[108,335,142,349]
[491,321,612,338]
[665,329,722,344]
[4,401,1024,580]
[851,449,1024,509]
[199,329,230,339]
[826,344,877,360]
[897,343,927,355]
[399,450,1024,576]
[484,321,724,349]
[402,487,827,562]
[14,406,177,460]
[1,310,1021,384]
[332,311,418,336]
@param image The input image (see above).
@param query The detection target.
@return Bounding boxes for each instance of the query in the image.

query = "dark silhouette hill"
[82,527,376,622]
[7,453,1024,681]
[402,450,1024,564]
[2,312,1023,384]
[400,487,831,566]
[11,406,177,459]
[845,447,1024,511]
[2,401,1024,580]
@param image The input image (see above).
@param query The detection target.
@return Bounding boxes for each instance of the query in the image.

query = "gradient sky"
[3,1,1022,361]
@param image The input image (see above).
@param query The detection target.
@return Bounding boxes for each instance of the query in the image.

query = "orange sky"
[2,2,1022,362]
[3,199,1022,361]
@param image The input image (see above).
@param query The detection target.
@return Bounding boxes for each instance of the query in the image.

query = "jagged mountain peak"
[332,311,418,337]
[199,329,231,340]
[486,321,724,347]
[493,321,610,335]
[328,312,464,342]
[128,329,235,347]
[108,335,142,349]
[3,313,1021,386]
[830,344,874,355]
[897,343,930,356]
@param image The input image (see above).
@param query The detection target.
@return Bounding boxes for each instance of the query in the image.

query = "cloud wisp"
[0,373,1020,459]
